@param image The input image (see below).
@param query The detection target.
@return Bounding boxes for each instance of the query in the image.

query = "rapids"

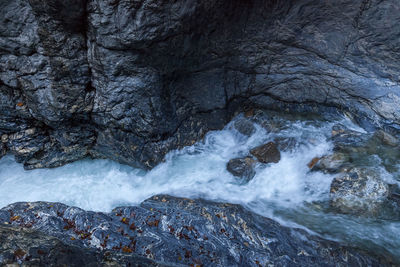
[0,112,399,258]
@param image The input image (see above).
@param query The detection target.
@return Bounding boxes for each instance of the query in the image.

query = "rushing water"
[0,112,399,259]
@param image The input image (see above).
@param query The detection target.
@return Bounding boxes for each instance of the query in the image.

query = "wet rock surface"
[0,224,165,266]
[227,157,256,182]
[250,142,281,164]
[331,124,371,150]
[1,0,400,169]
[0,195,393,266]
[330,168,390,215]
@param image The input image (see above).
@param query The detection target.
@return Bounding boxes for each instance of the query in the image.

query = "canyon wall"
[1,0,399,169]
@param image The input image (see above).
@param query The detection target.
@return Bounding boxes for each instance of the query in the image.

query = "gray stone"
[0,224,165,266]
[227,157,256,181]
[330,168,390,215]
[250,142,281,164]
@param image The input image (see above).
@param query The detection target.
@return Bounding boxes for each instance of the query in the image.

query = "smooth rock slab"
[0,195,393,266]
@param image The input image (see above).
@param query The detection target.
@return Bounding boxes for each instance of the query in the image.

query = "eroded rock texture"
[0,195,393,266]
[1,0,400,169]
[0,224,164,266]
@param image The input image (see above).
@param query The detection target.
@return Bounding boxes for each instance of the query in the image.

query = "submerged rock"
[0,195,393,266]
[373,130,399,147]
[330,168,389,215]
[274,137,298,152]
[250,142,281,164]
[233,118,256,137]
[227,157,256,181]
[312,153,349,173]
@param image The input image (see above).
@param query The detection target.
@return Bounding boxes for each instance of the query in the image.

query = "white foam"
[1,116,399,256]
[0,118,334,211]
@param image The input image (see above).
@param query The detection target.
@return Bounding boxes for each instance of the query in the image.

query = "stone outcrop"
[0,195,393,266]
[1,0,400,170]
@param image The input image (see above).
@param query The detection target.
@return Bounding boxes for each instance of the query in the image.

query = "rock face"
[227,157,256,181]
[0,195,393,266]
[0,224,163,266]
[250,142,281,163]
[1,0,400,169]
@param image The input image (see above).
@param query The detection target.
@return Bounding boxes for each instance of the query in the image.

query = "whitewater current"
[0,113,399,258]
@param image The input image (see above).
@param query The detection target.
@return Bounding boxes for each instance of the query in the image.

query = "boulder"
[330,168,389,215]
[227,157,256,181]
[250,142,281,163]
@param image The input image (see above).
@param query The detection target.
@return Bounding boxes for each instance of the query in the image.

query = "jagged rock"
[0,195,393,266]
[0,224,164,266]
[1,0,400,169]
[227,157,256,181]
[233,118,255,136]
[250,142,281,163]
[330,168,390,215]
